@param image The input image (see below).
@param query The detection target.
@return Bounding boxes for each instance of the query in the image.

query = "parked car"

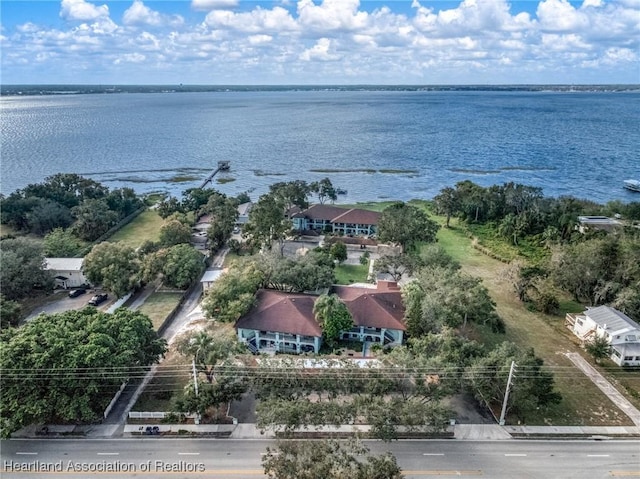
[68,288,87,298]
[88,293,108,306]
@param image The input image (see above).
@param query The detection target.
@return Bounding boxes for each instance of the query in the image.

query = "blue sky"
[1,0,638,84]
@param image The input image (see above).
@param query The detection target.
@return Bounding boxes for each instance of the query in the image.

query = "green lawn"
[108,209,164,249]
[434,215,639,426]
[336,201,397,212]
[335,263,369,285]
[137,292,183,331]
[132,352,190,413]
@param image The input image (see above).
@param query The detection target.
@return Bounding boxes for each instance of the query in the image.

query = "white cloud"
[123,0,184,27]
[536,0,590,32]
[191,0,239,11]
[299,37,341,61]
[297,0,369,32]
[204,6,297,33]
[60,0,109,21]
[2,0,638,84]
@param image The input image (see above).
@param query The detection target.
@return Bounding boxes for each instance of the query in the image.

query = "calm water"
[1,91,639,204]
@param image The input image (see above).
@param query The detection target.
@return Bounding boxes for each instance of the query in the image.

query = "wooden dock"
[199,161,230,189]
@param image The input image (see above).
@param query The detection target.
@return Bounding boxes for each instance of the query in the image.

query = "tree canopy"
[0,238,53,300]
[313,294,353,346]
[377,202,439,252]
[83,242,140,297]
[262,440,403,479]
[0,307,166,438]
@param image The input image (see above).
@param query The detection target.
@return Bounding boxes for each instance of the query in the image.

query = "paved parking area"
[24,289,112,321]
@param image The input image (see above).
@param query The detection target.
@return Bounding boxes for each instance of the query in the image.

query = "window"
[635,357,640,361]
[612,349,621,357]
[576,318,584,326]
[624,356,633,361]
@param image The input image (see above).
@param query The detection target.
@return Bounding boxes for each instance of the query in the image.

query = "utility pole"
[192,358,200,425]
[499,361,516,426]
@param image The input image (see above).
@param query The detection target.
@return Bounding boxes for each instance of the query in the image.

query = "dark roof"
[291,204,381,226]
[235,290,322,337]
[291,204,348,221]
[333,285,405,331]
[331,209,381,226]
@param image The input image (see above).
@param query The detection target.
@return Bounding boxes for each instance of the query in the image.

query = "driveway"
[24,289,113,322]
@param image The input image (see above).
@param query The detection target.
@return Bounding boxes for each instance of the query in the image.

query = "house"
[45,258,88,289]
[236,290,322,354]
[567,305,640,366]
[290,204,381,236]
[236,202,253,225]
[577,216,622,233]
[200,269,223,292]
[235,281,406,355]
[333,281,406,346]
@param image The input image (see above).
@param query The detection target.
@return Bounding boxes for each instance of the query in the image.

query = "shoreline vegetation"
[2,174,639,432]
[2,84,638,97]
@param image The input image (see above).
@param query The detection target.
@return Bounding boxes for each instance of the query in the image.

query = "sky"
[1,0,639,85]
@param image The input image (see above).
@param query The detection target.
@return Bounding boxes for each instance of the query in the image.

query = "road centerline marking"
[96,452,119,456]
[505,454,527,457]
[588,454,611,457]
[178,452,200,455]
[423,453,445,456]
[16,452,38,455]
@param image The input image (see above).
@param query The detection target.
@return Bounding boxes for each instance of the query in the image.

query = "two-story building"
[567,305,640,366]
[290,204,381,236]
[334,281,406,345]
[235,281,405,355]
[235,290,322,354]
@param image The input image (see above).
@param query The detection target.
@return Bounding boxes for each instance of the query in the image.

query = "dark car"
[68,288,87,298]
[88,293,108,306]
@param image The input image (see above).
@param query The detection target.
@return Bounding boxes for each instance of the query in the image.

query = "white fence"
[128,411,198,419]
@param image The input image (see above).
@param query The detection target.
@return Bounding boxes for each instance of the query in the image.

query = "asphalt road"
[2,439,638,478]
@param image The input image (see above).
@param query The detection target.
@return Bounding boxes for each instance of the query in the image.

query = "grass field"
[132,351,190,412]
[137,292,183,331]
[335,263,369,285]
[108,209,164,249]
[435,217,638,425]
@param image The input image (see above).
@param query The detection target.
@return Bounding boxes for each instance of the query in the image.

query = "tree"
[202,259,264,322]
[313,294,353,346]
[71,198,118,241]
[269,180,311,212]
[43,227,83,257]
[466,342,561,424]
[311,177,337,204]
[83,242,139,297]
[0,307,166,438]
[26,199,73,235]
[359,250,370,265]
[377,202,439,252]
[262,439,404,479]
[159,219,192,247]
[374,253,420,281]
[329,241,347,263]
[105,187,143,218]
[262,252,335,293]
[586,335,611,364]
[21,173,108,209]
[0,296,22,328]
[204,192,238,252]
[433,187,459,228]
[243,193,292,254]
[156,196,182,218]
[162,244,205,289]
[173,329,247,419]
[0,238,53,300]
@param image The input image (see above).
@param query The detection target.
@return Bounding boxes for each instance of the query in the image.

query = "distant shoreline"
[2,84,639,97]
